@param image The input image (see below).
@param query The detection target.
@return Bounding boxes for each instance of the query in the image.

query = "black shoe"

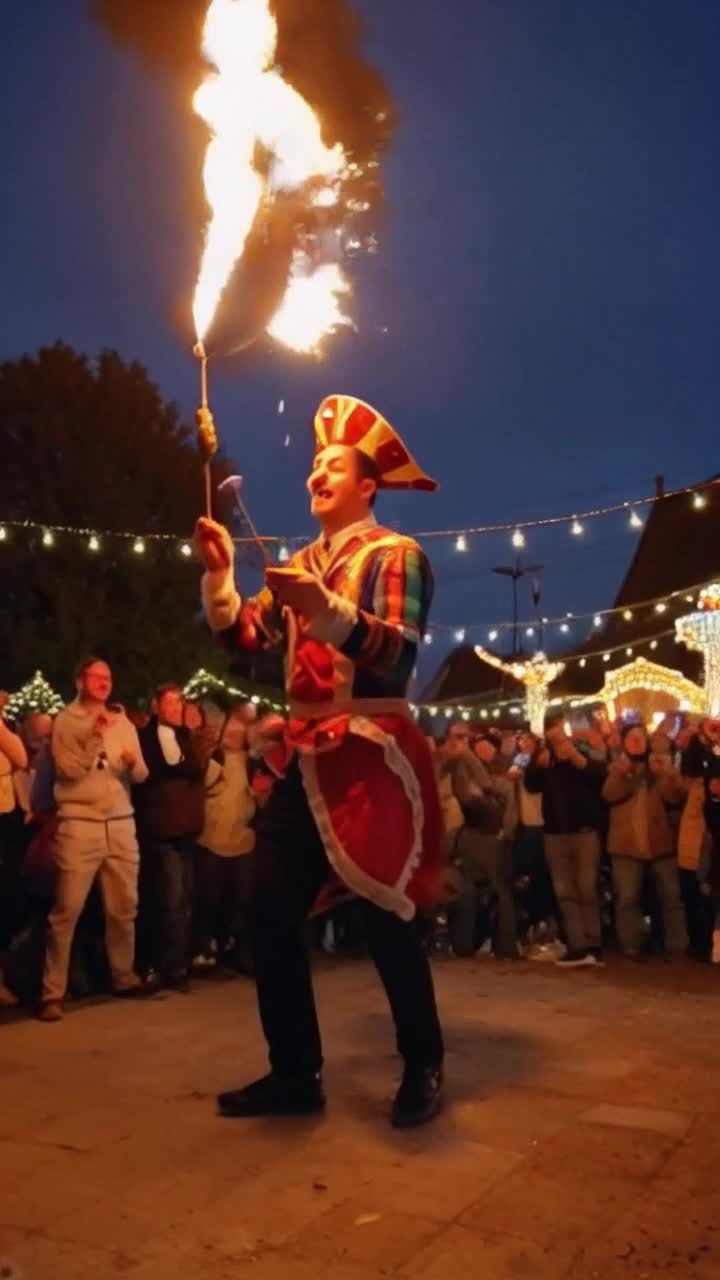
[391,1064,444,1129]
[113,976,161,1000]
[217,1072,326,1118]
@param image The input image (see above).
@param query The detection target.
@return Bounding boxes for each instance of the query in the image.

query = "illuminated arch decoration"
[676,584,720,717]
[474,648,565,734]
[599,657,704,721]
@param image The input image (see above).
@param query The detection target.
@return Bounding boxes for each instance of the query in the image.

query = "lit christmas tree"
[183,668,286,714]
[6,671,65,721]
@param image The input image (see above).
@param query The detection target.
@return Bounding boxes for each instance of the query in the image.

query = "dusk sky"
[2,0,719,683]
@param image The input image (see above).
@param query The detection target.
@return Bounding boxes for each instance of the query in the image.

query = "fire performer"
[195,394,445,1128]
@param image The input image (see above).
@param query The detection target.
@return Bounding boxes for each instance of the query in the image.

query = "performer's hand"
[266,568,327,620]
[194,518,233,573]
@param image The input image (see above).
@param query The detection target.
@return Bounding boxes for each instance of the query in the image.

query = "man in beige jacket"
[40,658,153,1021]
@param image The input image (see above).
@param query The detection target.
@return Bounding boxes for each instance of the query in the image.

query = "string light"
[278,544,290,563]
[693,492,707,510]
[626,647,633,657]
[650,640,658,650]
[655,602,667,614]
[488,629,498,642]
[525,626,535,637]
[559,623,570,634]
[132,538,146,556]
[623,609,634,621]
[579,658,587,668]
[570,519,584,536]
[179,542,193,558]
[0,526,7,542]
[454,628,466,643]
[42,529,54,548]
[603,652,611,662]
[455,534,468,553]
[511,529,526,549]
[629,510,643,529]
[593,615,603,628]
[424,633,433,645]
[88,535,101,553]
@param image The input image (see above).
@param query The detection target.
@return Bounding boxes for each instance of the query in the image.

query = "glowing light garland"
[473,648,566,734]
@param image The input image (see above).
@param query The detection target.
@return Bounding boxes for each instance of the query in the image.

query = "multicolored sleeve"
[339,543,433,675]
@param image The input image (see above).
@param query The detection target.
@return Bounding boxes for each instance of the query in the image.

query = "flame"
[193,0,350,352]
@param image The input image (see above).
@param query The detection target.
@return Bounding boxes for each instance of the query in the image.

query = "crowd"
[434,710,720,967]
[2,656,720,1021]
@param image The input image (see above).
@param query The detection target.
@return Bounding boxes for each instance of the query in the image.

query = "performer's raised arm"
[196,517,283,650]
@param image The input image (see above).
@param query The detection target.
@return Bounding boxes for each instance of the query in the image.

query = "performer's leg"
[362,900,445,1128]
[362,902,444,1068]
[218,765,329,1117]
[249,823,328,1079]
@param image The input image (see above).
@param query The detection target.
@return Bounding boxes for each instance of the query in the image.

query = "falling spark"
[284,434,291,447]
[192,0,350,352]
[277,399,285,414]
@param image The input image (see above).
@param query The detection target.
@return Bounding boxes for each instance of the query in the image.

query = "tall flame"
[193,0,351,352]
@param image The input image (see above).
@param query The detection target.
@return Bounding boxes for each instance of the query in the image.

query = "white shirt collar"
[322,513,378,558]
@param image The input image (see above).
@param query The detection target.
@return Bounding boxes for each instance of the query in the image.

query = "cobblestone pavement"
[2,953,720,1279]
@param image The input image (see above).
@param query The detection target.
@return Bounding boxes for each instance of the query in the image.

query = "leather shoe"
[391,1064,444,1129]
[217,1073,326,1118]
[113,977,161,999]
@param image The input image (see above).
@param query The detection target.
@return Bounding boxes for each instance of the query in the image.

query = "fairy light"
[570,518,584,536]
[424,633,433,646]
[525,626,535,637]
[454,628,466,643]
[693,492,707,510]
[650,640,658,650]
[132,538,146,556]
[278,544,290,563]
[88,535,101,553]
[179,542,193,558]
[603,652,611,662]
[601,656,704,720]
[626,647,633,657]
[629,509,643,529]
[593,615,603,628]
[579,658,587,668]
[559,623,570,634]
[488,629,498,642]
[42,529,54,548]
[676,586,720,716]
[0,526,7,542]
[655,602,667,614]
[511,528,526,549]
[455,534,468,553]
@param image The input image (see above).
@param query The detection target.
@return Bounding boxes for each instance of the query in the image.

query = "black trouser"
[193,847,255,964]
[140,837,195,981]
[249,762,444,1080]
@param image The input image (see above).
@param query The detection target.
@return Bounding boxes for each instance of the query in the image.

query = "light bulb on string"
[455,534,468,553]
[603,652,611,663]
[579,658,587,668]
[179,542,193,558]
[423,633,433,646]
[629,510,643,529]
[559,623,570,634]
[623,609,633,621]
[593,615,603,628]
[278,544,290,563]
[88,535,100,553]
[693,492,707,510]
[649,640,658,651]
[454,628,466,643]
[133,538,146,556]
[626,647,633,657]
[570,518,584,536]
[525,626,535,638]
[511,528,526,549]
[42,529,54,548]
[655,602,667,614]
[0,527,7,542]
[488,629,498,642]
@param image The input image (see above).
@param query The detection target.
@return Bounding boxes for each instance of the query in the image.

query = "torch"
[194,341,217,518]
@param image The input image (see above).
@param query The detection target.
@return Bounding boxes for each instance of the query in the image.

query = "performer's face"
[307,444,375,524]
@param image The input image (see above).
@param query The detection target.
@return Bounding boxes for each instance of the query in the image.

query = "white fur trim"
[299,715,425,921]
[201,567,241,632]
[305,591,358,647]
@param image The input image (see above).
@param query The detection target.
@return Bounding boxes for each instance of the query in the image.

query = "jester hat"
[314,395,437,492]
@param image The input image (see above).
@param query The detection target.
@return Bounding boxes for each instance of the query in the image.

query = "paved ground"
[2,953,720,1279]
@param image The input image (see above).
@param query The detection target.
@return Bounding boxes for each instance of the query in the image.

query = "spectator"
[445,725,518,959]
[603,724,687,957]
[525,715,606,967]
[510,730,556,942]
[193,706,257,974]
[0,712,28,1006]
[39,658,152,1022]
[681,718,720,962]
[134,684,209,991]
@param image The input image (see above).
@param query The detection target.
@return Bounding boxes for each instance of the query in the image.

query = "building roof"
[422,477,720,707]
